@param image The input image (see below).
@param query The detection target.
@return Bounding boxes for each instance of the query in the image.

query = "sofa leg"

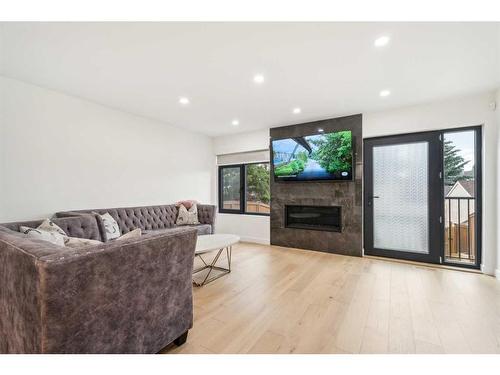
[174,331,188,346]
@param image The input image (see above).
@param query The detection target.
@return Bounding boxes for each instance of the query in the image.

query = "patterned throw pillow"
[20,225,66,246]
[37,219,67,236]
[116,228,142,241]
[64,237,103,248]
[176,204,200,225]
[97,212,121,241]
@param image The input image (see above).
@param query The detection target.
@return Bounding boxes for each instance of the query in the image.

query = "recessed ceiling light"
[318,128,324,133]
[374,36,390,47]
[292,107,302,114]
[253,74,265,84]
[379,90,391,97]
[178,97,190,105]
[231,119,240,126]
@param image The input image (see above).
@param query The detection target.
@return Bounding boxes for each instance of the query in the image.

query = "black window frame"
[218,162,270,216]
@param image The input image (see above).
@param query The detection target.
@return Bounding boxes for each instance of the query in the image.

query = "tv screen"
[272,130,353,181]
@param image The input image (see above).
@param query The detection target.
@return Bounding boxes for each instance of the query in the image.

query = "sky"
[444,130,475,171]
[272,134,325,154]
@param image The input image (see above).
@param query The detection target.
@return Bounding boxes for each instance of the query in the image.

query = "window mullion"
[241,164,246,214]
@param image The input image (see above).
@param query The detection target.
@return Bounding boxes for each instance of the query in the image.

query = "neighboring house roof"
[459,180,475,197]
[444,185,452,196]
[446,180,475,198]
[463,169,474,178]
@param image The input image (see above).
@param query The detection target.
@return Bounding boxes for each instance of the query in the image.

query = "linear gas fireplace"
[285,205,342,232]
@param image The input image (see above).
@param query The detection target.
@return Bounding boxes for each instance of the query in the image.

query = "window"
[219,163,270,215]
[443,128,481,267]
[220,166,242,212]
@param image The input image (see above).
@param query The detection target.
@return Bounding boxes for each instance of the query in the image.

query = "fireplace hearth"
[285,205,341,232]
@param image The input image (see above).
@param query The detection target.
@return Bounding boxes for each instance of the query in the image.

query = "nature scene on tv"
[272,130,353,181]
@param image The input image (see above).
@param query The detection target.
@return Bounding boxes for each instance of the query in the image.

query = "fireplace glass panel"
[285,205,341,232]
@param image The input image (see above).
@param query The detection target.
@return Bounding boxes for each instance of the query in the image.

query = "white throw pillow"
[64,236,103,248]
[176,204,200,225]
[97,212,121,241]
[37,219,68,236]
[116,228,142,241]
[20,226,66,246]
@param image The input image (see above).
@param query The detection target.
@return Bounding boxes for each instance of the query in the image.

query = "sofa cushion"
[53,216,103,241]
[189,224,212,236]
[144,224,212,236]
[64,236,103,248]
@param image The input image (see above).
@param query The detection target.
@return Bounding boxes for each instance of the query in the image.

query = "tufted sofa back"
[55,204,216,238]
[92,205,178,234]
[0,215,102,242]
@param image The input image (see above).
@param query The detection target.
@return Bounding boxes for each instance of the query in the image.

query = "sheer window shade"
[217,149,269,165]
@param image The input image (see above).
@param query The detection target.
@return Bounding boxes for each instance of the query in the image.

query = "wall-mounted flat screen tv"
[271,130,353,181]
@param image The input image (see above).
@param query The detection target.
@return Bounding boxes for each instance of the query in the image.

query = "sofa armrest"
[39,227,197,353]
[0,228,44,353]
[197,204,216,233]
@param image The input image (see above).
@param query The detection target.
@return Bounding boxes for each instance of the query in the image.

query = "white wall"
[213,129,270,155]
[0,76,215,222]
[213,91,499,275]
[216,213,270,245]
[213,129,270,244]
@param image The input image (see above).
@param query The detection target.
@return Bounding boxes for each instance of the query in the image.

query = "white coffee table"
[193,234,240,286]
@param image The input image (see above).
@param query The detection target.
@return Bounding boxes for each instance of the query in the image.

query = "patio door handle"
[367,195,379,206]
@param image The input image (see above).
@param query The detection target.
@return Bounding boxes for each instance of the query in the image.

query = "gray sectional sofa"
[55,203,216,237]
[0,203,216,353]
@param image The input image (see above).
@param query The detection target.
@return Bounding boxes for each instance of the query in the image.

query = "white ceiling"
[1,22,499,136]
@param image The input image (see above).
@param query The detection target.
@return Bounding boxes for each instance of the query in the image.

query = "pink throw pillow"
[175,200,198,209]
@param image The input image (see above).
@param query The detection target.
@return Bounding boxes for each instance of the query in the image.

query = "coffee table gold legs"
[193,246,232,286]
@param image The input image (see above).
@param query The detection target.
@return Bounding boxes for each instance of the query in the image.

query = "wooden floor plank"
[162,243,500,354]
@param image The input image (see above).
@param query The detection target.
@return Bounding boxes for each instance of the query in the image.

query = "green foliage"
[274,158,306,177]
[297,151,308,163]
[444,140,470,186]
[222,167,240,201]
[309,131,352,174]
[246,164,270,204]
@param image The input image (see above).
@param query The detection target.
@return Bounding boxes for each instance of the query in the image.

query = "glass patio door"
[442,127,481,268]
[364,132,442,263]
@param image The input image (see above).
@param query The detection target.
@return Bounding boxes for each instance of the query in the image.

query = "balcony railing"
[444,197,475,263]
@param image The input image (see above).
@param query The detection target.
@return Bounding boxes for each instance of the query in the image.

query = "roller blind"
[217,149,269,165]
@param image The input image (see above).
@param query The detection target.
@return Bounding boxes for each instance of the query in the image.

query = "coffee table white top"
[195,234,240,254]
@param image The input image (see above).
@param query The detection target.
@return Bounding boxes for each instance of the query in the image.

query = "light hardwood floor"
[161,242,500,354]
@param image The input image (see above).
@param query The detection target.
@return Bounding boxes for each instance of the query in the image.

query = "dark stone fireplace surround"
[270,114,363,257]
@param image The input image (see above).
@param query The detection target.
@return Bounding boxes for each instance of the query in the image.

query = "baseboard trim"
[239,236,270,245]
[495,268,500,280]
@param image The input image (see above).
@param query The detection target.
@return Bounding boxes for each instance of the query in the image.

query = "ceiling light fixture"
[178,97,190,105]
[253,74,265,84]
[318,128,324,133]
[379,90,391,97]
[374,36,390,47]
[292,107,302,114]
[231,119,240,126]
